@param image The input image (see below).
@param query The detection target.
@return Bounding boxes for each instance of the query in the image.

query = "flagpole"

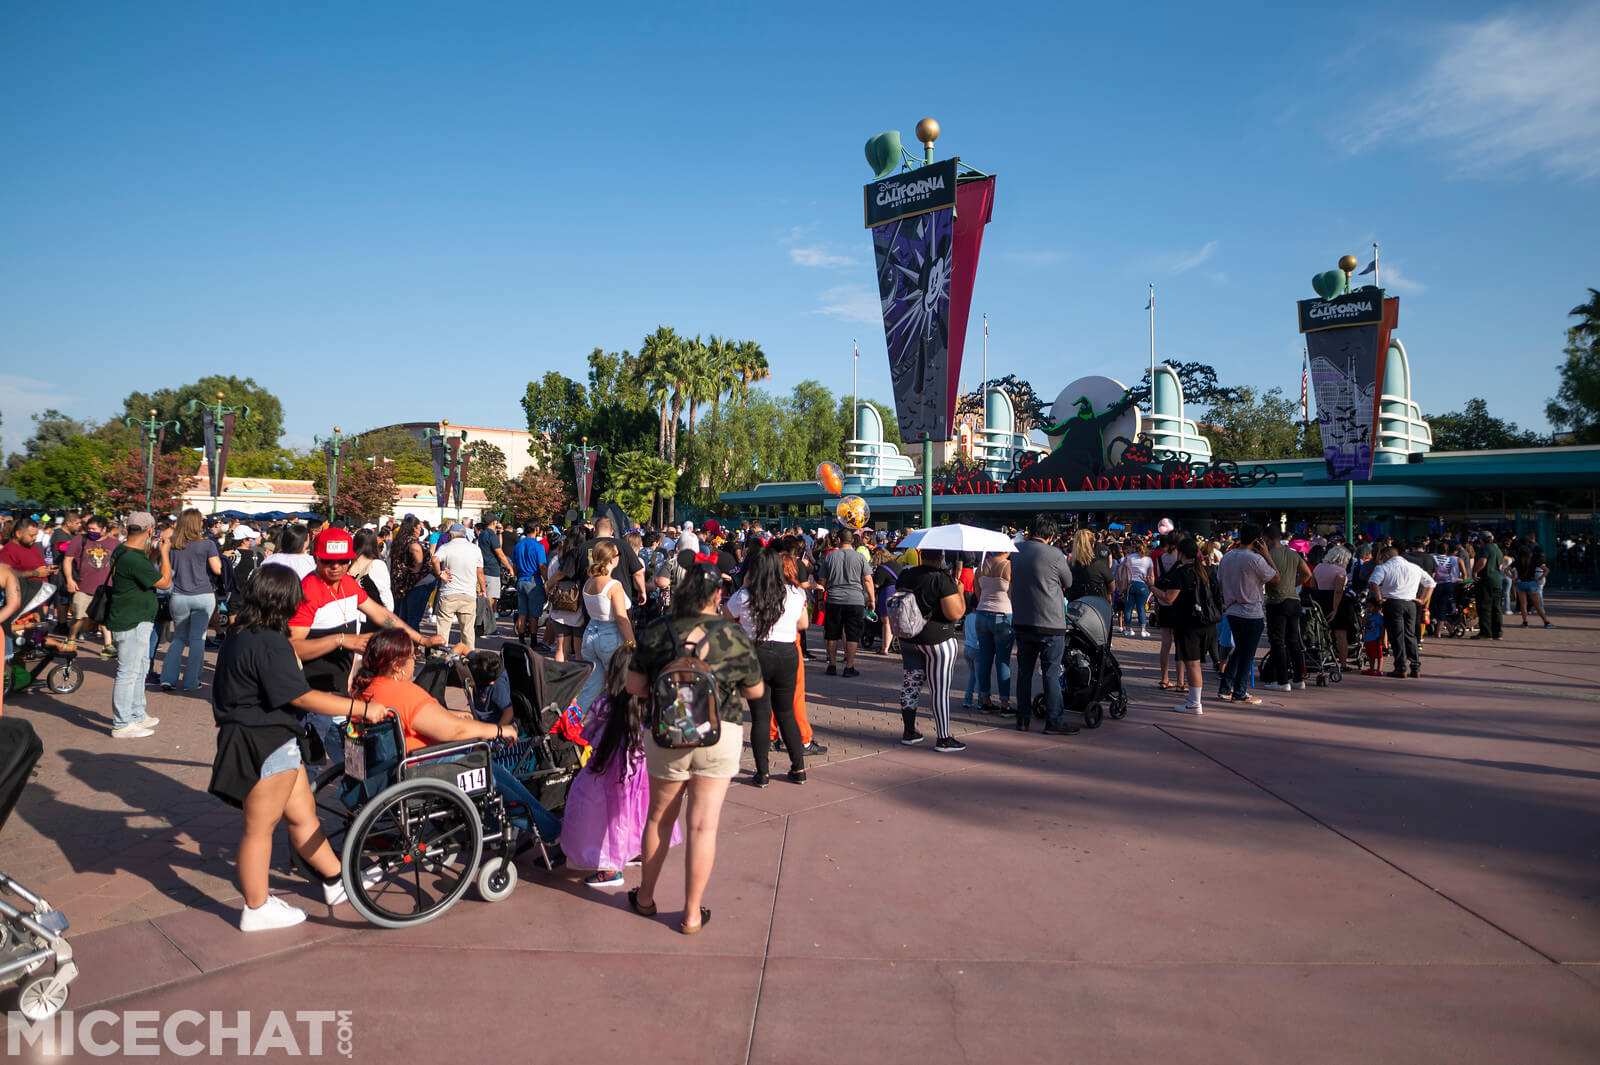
[1373,242,1380,289]
[981,313,988,433]
[852,339,859,428]
[1148,283,1156,406]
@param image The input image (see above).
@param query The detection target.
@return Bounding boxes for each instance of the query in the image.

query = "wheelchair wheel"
[1082,701,1103,729]
[46,663,83,695]
[475,855,518,903]
[1106,687,1128,720]
[343,778,483,928]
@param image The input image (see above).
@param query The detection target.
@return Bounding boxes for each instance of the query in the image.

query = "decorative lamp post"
[315,426,360,525]
[185,390,251,515]
[123,408,182,512]
[570,437,602,519]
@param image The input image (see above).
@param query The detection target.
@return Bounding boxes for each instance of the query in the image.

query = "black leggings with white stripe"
[899,637,959,739]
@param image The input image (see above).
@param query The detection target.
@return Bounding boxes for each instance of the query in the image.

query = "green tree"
[779,380,844,481]
[1202,386,1303,461]
[11,410,91,467]
[586,348,650,412]
[606,450,677,526]
[11,437,113,508]
[346,428,433,485]
[229,447,322,480]
[1547,288,1600,443]
[119,375,285,453]
[638,325,682,462]
[520,371,589,464]
[1425,398,1543,451]
[730,340,770,408]
[463,440,507,489]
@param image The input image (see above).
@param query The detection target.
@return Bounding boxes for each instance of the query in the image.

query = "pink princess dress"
[561,694,682,872]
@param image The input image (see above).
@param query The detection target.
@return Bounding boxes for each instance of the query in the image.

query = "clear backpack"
[648,623,723,749]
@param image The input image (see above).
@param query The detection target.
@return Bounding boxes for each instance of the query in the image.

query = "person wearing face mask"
[63,515,121,657]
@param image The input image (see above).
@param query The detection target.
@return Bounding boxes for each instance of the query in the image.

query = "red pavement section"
[3,599,1598,1062]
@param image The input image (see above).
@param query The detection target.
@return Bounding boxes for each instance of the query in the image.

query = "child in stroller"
[0,717,77,1020]
[1031,598,1128,729]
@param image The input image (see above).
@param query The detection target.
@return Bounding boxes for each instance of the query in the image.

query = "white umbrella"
[896,524,1018,554]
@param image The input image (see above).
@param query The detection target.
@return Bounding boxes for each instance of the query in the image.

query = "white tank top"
[583,578,630,623]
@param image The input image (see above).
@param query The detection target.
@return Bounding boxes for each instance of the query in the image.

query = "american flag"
[1300,349,1309,421]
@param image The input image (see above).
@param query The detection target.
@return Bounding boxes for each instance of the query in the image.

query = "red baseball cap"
[312,528,356,561]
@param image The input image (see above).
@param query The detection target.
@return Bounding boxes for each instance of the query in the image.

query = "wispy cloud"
[790,246,858,268]
[813,284,881,324]
[784,224,858,269]
[0,374,81,457]
[1350,5,1600,179]
[1171,240,1219,274]
[1378,262,1426,293]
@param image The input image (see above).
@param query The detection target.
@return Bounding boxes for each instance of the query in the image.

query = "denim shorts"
[259,737,304,780]
[1515,581,1540,595]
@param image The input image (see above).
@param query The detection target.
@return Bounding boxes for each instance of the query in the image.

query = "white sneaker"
[239,895,306,932]
[139,716,160,729]
[1172,702,1203,715]
[1290,681,1306,691]
[111,724,155,739]
[1140,630,1150,638]
[323,880,348,907]
[1262,682,1292,692]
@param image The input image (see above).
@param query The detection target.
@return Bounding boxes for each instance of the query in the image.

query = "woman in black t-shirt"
[894,549,968,753]
[210,565,392,933]
[1153,539,1213,716]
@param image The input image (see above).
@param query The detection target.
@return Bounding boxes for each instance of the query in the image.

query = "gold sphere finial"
[915,117,940,146]
[216,390,225,401]
[1338,254,1359,274]
[334,426,341,433]
[441,419,450,427]
[149,408,157,417]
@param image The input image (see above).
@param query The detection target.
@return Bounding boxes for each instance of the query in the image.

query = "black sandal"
[680,907,711,934]
[628,888,657,917]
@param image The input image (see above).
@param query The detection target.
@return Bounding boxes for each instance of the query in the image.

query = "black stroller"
[498,644,594,814]
[0,718,77,1020]
[1032,598,1128,729]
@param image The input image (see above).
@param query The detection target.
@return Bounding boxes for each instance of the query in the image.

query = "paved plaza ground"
[4,598,1599,1062]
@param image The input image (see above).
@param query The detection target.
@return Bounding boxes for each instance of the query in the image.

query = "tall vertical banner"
[202,409,219,498]
[443,437,465,513]
[217,412,236,499]
[1297,290,1399,480]
[865,159,994,442]
[572,447,600,514]
[429,434,449,509]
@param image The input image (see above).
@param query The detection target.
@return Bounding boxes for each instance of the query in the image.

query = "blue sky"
[3,1,1597,455]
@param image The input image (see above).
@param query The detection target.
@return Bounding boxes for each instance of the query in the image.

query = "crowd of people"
[0,503,1574,934]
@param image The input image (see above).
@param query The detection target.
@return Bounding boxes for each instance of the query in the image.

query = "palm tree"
[1571,288,1600,342]
[639,326,679,463]
[731,340,770,407]
[704,334,739,427]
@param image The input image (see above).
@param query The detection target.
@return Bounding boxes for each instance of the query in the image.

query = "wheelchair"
[306,645,593,929]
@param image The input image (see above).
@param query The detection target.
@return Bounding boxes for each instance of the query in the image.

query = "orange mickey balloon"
[816,461,844,496]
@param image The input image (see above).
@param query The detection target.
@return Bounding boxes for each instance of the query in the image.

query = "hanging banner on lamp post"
[452,451,470,511]
[571,447,600,514]
[429,433,449,509]
[1297,290,1398,481]
[865,158,994,442]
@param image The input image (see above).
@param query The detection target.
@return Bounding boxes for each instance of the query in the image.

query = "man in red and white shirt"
[289,528,442,695]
